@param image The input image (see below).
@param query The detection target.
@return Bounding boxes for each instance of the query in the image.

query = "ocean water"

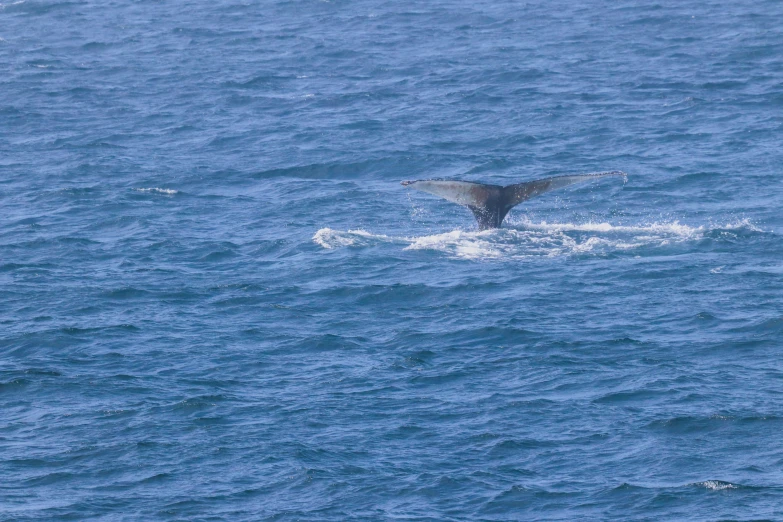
[2,0,783,519]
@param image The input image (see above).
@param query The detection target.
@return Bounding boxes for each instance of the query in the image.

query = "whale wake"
[313,218,761,260]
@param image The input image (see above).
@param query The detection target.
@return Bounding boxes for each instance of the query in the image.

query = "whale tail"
[401,171,627,230]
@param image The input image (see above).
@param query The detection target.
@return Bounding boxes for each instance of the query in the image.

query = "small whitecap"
[716,217,762,232]
[313,228,388,249]
[133,187,179,195]
[697,480,738,491]
[313,228,352,249]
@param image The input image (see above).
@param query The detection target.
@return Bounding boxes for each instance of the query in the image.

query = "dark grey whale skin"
[402,171,627,230]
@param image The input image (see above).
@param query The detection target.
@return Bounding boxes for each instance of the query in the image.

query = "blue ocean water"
[2,0,783,519]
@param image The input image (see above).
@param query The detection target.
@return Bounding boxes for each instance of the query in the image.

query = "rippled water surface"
[2,0,783,520]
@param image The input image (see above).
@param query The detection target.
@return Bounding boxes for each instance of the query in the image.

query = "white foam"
[134,187,178,195]
[312,219,761,260]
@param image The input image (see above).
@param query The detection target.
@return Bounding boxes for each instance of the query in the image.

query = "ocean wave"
[313,218,762,260]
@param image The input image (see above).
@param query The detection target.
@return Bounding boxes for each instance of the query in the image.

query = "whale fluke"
[402,171,627,230]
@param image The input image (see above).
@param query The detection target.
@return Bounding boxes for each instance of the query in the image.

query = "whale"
[402,171,627,230]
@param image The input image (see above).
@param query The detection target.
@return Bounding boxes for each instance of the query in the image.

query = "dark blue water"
[2,0,783,519]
